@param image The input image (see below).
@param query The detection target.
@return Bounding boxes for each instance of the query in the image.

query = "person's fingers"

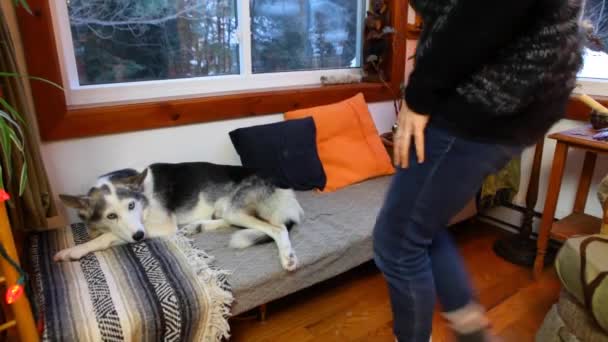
[414,124,425,164]
[393,131,401,166]
[393,110,408,166]
[400,126,412,169]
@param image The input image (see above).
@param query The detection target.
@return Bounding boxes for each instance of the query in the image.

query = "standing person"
[373,0,584,341]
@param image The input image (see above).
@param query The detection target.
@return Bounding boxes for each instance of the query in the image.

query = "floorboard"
[231,222,560,342]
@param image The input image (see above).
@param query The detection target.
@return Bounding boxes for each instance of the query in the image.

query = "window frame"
[576,79,608,98]
[566,94,608,121]
[573,0,608,110]
[18,0,407,141]
[49,0,368,106]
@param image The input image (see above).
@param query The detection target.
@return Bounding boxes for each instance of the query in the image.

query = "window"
[20,0,405,140]
[251,1,360,73]
[50,0,366,105]
[68,0,240,85]
[578,0,608,96]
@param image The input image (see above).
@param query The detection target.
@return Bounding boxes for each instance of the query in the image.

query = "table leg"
[523,140,545,236]
[534,142,568,279]
[259,304,268,321]
[573,151,597,213]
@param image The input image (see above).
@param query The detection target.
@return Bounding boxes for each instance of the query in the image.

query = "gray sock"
[443,302,491,338]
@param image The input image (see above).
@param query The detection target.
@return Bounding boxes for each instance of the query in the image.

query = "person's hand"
[393,106,430,168]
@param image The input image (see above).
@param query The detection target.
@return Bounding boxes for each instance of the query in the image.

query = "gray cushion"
[192,176,391,315]
[536,290,608,342]
[557,290,608,341]
[536,305,580,342]
[555,235,608,332]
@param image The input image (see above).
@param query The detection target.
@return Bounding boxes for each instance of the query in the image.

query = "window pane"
[251,0,361,73]
[579,0,608,79]
[67,0,239,86]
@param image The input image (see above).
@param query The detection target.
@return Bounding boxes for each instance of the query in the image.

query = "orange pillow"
[285,93,394,192]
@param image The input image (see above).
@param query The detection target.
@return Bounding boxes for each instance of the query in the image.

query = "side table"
[533,126,607,279]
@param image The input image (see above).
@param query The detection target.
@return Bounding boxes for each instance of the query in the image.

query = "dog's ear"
[59,194,90,210]
[115,168,148,191]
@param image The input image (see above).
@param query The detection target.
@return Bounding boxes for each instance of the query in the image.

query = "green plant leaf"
[0,110,27,195]
[0,109,24,140]
[0,72,63,90]
[0,164,4,190]
[19,162,27,196]
[0,98,25,125]
[13,0,33,15]
[8,129,24,152]
[0,118,13,181]
[0,109,26,186]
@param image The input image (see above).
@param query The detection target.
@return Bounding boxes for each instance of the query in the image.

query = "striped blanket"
[29,223,232,341]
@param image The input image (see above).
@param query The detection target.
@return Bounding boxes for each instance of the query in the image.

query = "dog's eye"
[128,202,135,210]
[106,213,118,220]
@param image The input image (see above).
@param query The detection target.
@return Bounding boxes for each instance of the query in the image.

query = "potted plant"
[0,1,61,339]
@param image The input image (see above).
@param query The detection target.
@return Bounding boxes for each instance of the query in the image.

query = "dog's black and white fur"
[57,162,304,271]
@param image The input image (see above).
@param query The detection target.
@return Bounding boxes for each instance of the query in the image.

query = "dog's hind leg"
[224,212,298,271]
[180,219,230,235]
[229,228,271,248]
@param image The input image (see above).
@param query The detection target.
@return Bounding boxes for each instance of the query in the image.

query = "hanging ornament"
[5,281,24,304]
[0,242,28,306]
[0,197,39,326]
[0,189,10,202]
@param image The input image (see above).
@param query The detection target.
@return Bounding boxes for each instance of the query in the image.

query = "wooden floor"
[230,222,561,342]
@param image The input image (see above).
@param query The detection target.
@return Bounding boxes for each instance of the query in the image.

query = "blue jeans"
[373,124,520,342]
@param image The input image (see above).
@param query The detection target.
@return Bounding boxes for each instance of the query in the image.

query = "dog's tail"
[228,221,297,249]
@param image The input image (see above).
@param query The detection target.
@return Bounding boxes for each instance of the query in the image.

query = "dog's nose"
[132,231,145,242]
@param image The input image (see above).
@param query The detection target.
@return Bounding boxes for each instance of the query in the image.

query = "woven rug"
[29,223,232,341]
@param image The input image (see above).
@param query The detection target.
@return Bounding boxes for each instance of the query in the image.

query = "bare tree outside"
[583,0,608,51]
[251,0,359,73]
[68,0,239,85]
[67,0,361,86]
[580,0,608,79]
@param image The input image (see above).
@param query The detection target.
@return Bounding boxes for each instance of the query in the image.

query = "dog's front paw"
[53,247,87,262]
[280,250,298,272]
[181,223,202,236]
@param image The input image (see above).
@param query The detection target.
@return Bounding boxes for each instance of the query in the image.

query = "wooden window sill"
[566,95,608,121]
[44,82,394,140]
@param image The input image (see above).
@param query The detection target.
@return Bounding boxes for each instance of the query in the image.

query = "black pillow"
[229,117,326,191]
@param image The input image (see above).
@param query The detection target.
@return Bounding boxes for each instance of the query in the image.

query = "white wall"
[43,38,419,224]
[42,34,604,227]
[41,102,397,222]
[43,104,606,229]
[487,119,608,231]
[42,101,607,227]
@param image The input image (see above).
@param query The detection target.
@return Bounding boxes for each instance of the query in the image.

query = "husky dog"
[57,162,304,271]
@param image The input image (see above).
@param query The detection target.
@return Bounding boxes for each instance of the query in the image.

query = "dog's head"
[60,169,149,243]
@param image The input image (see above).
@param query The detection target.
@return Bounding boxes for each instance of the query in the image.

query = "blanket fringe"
[169,232,233,341]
